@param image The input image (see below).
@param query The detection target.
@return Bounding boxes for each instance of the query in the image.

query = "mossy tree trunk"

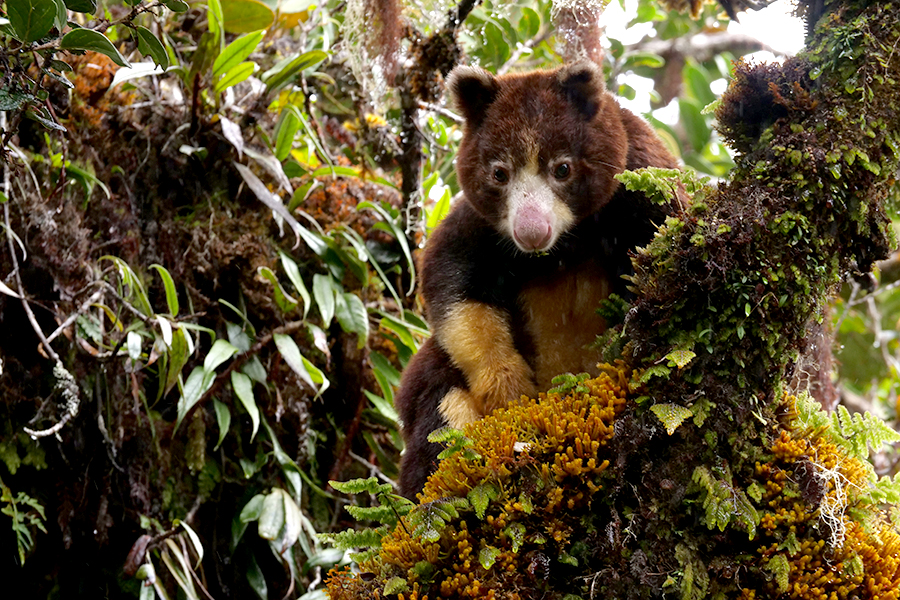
[327,1,900,598]
[601,0,900,594]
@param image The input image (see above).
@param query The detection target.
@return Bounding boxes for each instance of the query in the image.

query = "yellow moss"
[342,366,630,599]
[326,381,900,600]
[747,416,900,600]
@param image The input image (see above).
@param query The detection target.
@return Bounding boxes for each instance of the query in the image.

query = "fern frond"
[794,393,900,460]
[407,497,469,542]
[692,466,759,538]
[652,403,694,435]
[319,524,391,552]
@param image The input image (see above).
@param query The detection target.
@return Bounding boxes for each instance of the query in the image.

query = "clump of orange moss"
[740,426,900,600]
[326,365,629,599]
[326,376,900,600]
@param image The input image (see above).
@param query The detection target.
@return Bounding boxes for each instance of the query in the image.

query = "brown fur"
[519,260,611,388]
[438,301,537,426]
[395,63,679,497]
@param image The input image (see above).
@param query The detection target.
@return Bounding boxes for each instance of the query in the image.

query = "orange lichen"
[326,365,629,599]
[742,419,900,600]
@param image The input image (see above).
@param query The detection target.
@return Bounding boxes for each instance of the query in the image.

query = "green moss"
[325,2,900,598]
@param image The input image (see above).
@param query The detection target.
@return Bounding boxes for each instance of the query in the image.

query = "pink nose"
[513,206,553,251]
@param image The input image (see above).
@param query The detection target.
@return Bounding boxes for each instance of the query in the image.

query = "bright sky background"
[604,0,806,54]
[603,0,806,115]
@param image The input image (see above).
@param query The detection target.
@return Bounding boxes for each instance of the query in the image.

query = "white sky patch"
[728,0,806,57]
[604,0,806,115]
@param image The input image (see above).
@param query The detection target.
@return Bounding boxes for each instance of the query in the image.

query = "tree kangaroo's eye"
[553,163,571,180]
[493,167,509,183]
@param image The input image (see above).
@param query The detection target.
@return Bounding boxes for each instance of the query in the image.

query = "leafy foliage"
[428,427,481,461]
[3,0,899,596]
[0,476,47,564]
[691,465,759,537]
[407,496,469,542]
[794,393,900,460]
[651,402,694,435]
[548,371,591,395]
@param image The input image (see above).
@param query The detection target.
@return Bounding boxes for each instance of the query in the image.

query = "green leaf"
[176,366,213,431]
[213,398,230,450]
[261,49,328,92]
[207,0,225,42]
[624,51,666,69]
[479,545,501,570]
[467,482,500,519]
[63,0,97,13]
[50,0,66,31]
[240,494,265,522]
[274,107,301,161]
[26,108,66,132]
[363,390,398,422]
[684,60,717,107]
[280,488,302,552]
[378,314,423,355]
[273,333,316,389]
[221,0,274,33]
[164,328,191,395]
[257,266,299,313]
[246,554,267,600]
[257,490,284,540]
[231,371,260,441]
[665,348,696,369]
[0,88,35,112]
[312,274,335,326]
[8,0,56,43]
[162,0,188,12]
[213,30,264,78]
[180,521,204,568]
[650,403,694,435]
[204,339,239,371]
[330,477,391,496]
[150,264,179,316]
[370,351,401,401]
[214,61,256,93]
[60,28,131,68]
[519,6,540,39]
[134,26,169,70]
[358,201,416,294]
[766,554,790,593]
[678,98,709,153]
[335,292,369,345]
[101,256,152,315]
[279,251,311,319]
[384,577,409,596]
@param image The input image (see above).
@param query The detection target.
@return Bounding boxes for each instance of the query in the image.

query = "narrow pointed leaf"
[213,30,264,78]
[273,333,315,389]
[279,252,311,319]
[231,370,259,441]
[261,49,327,92]
[150,264,179,316]
[204,339,238,371]
[213,398,231,450]
[63,0,97,13]
[214,60,255,93]
[312,274,334,326]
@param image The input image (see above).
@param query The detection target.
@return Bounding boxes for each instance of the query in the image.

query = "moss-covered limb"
[625,0,900,415]
[324,2,900,599]
[599,0,900,594]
